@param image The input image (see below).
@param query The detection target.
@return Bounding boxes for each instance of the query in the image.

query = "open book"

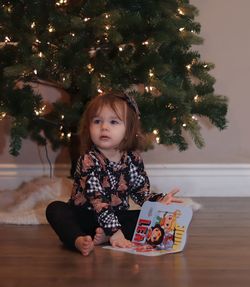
[103,201,193,256]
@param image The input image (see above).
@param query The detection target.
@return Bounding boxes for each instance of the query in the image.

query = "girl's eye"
[92,118,101,124]
[110,120,119,125]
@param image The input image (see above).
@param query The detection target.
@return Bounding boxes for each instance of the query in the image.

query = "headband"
[117,93,141,118]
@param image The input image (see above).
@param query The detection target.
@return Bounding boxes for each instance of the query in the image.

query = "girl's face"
[90,104,126,154]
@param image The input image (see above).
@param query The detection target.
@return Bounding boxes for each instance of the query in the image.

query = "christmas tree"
[0,0,228,161]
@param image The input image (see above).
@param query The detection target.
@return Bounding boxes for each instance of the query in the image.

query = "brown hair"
[78,92,145,153]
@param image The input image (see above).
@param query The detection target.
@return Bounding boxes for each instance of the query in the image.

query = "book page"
[103,201,193,256]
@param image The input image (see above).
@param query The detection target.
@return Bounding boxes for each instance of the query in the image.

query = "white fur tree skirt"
[0,176,201,225]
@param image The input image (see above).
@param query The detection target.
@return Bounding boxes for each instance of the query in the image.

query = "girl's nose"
[101,122,108,130]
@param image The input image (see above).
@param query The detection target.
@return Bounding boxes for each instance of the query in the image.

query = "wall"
[143,0,250,164]
[1,0,250,194]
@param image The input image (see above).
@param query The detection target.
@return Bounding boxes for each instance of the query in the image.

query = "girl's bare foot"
[75,235,94,256]
[94,227,110,245]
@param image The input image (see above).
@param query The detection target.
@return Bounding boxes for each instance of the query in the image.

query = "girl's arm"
[129,153,182,205]
[70,154,122,236]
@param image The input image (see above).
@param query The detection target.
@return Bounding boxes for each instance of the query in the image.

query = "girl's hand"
[110,230,134,248]
[159,188,183,205]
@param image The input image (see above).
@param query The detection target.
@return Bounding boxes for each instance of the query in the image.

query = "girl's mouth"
[100,135,110,140]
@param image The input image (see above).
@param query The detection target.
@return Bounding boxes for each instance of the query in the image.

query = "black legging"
[46,201,140,249]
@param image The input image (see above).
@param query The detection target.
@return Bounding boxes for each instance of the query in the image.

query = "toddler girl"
[46,91,182,256]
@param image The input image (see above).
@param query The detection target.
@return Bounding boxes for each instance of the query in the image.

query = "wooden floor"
[1,198,250,287]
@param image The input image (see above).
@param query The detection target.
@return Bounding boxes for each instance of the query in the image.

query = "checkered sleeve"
[71,153,122,236]
[86,175,122,235]
[129,153,164,206]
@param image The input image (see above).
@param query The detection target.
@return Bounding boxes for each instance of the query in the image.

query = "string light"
[194,95,200,102]
[186,64,191,70]
[84,18,91,22]
[33,69,38,75]
[38,52,43,58]
[87,64,94,74]
[145,86,154,92]
[34,105,46,116]
[119,47,123,51]
[149,69,154,78]
[142,41,149,46]
[179,27,185,32]
[182,123,187,127]
[178,8,185,16]
[105,25,111,31]
[153,129,159,135]
[156,137,160,144]
[5,36,11,43]
[167,103,175,110]
[0,112,7,120]
[31,22,36,29]
[56,0,68,6]
[192,115,197,121]
[97,88,103,94]
[48,25,55,33]
[7,6,12,13]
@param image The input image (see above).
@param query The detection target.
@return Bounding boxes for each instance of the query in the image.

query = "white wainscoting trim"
[0,163,250,196]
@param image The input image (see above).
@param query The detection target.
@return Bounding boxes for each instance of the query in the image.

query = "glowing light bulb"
[179,27,185,32]
[87,64,94,73]
[31,22,36,29]
[156,137,160,144]
[0,112,7,120]
[48,25,55,33]
[149,69,154,77]
[178,8,185,15]
[153,129,159,135]
[5,36,11,43]
[194,95,199,102]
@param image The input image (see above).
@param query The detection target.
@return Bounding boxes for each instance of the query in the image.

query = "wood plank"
[1,198,250,287]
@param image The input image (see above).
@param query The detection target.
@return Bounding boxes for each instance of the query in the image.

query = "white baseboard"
[0,163,250,196]
[146,164,250,197]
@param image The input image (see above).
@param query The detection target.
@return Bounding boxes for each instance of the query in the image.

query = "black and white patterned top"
[69,147,163,235]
